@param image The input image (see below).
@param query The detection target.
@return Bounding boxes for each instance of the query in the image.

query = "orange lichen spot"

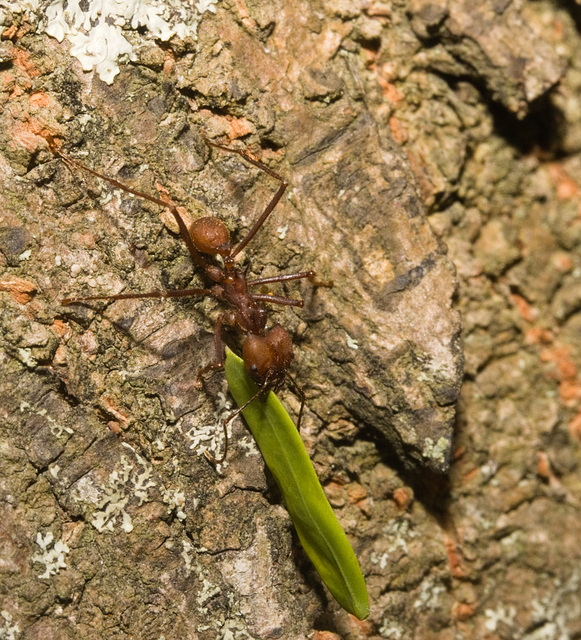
[453,602,476,622]
[445,536,469,579]
[52,343,68,367]
[10,121,45,153]
[525,327,553,345]
[100,393,131,430]
[382,81,404,106]
[12,47,41,78]
[510,293,537,323]
[163,49,175,75]
[72,232,97,249]
[232,0,257,29]
[541,344,581,406]
[536,451,552,480]
[229,117,254,140]
[313,631,341,640]
[0,276,37,304]
[9,83,25,98]
[2,24,18,40]
[568,410,581,441]
[50,319,69,339]
[559,379,581,406]
[29,92,52,108]
[461,467,480,484]
[453,445,466,461]
[347,483,367,504]
[548,163,578,200]
[392,486,413,510]
[389,115,408,144]
[540,345,577,379]
[324,481,346,508]
[551,251,573,273]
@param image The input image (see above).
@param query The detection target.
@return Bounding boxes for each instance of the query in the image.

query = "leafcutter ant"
[47,135,328,463]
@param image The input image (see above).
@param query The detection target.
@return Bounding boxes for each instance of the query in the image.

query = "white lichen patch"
[180,538,195,574]
[236,434,260,457]
[413,574,446,612]
[378,619,404,639]
[0,611,20,640]
[379,616,407,640]
[345,331,359,349]
[31,531,70,579]
[91,449,156,533]
[485,603,517,632]
[2,0,218,84]
[184,392,233,465]
[529,571,581,640]
[161,487,187,521]
[370,518,419,568]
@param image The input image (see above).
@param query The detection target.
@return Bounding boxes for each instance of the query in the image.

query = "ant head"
[190,216,231,256]
[243,334,275,385]
[242,325,293,387]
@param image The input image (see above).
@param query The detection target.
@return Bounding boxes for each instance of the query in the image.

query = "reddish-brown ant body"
[47,135,325,462]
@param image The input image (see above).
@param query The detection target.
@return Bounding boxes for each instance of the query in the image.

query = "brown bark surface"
[0,1,580,638]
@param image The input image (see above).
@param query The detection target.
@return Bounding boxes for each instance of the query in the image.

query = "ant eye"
[250,364,258,373]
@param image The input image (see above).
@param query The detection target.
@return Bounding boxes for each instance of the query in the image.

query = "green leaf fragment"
[224,348,370,620]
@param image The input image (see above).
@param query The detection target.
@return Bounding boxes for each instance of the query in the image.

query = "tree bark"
[0,0,579,638]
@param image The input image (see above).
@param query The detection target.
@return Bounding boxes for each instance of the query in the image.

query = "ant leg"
[248,270,334,307]
[196,314,226,387]
[284,371,306,431]
[248,270,334,288]
[250,293,304,307]
[247,271,315,286]
[47,139,211,273]
[61,287,213,306]
[204,139,288,258]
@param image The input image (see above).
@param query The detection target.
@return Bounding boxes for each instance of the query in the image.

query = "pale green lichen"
[31,531,70,579]
[19,401,73,438]
[91,448,156,533]
[161,487,187,521]
[422,436,448,463]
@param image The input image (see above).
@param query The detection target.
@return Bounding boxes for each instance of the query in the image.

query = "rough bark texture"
[0,0,580,639]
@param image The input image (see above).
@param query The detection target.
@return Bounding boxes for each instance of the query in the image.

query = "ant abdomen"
[265,325,293,368]
[190,216,231,256]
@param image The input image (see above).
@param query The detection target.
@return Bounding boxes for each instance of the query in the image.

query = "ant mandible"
[47,134,327,463]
